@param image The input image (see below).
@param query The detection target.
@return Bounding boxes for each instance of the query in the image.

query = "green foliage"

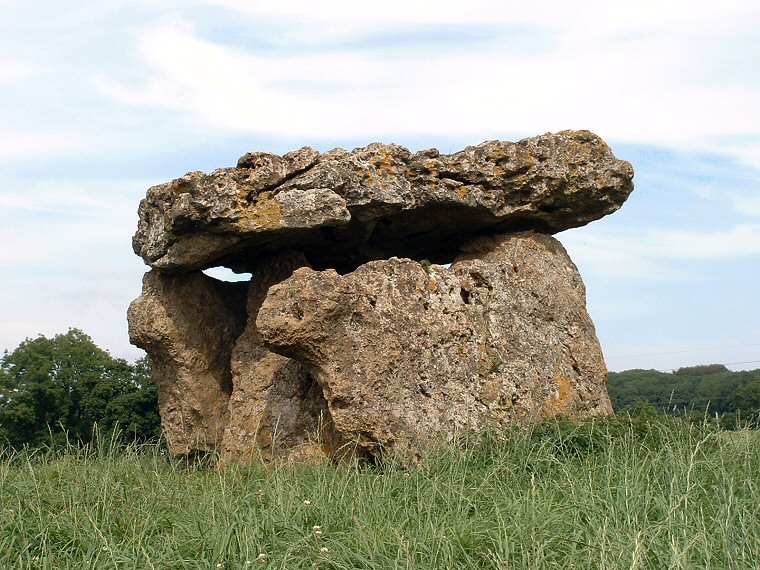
[607,366,760,421]
[0,329,160,448]
[521,401,691,464]
[1,416,759,568]
[729,379,760,426]
[673,363,729,376]
[732,379,760,411]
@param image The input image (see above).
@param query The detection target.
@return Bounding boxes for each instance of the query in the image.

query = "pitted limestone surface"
[128,131,631,461]
[133,130,632,274]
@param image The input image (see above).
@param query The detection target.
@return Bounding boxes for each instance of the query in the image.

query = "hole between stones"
[202,266,252,282]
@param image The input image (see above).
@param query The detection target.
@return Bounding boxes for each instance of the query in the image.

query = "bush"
[0,329,160,448]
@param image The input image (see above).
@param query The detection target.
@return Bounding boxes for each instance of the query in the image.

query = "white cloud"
[562,231,668,280]
[562,223,760,280]
[716,142,760,170]
[691,188,760,219]
[95,3,760,166]
[0,175,150,358]
[0,178,149,266]
[647,224,760,259]
[0,62,38,82]
[204,0,758,40]
[735,196,760,217]
[0,129,86,161]
[0,178,149,215]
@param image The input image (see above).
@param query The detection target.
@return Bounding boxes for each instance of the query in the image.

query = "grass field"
[1,415,759,569]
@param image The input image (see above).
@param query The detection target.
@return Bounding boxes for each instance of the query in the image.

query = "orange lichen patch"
[370,149,400,176]
[427,276,437,292]
[423,158,439,173]
[475,343,493,377]
[542,374,577,418]
[493,165,504,177]
[480,377,501,405]
[458,185,471,199]
[236,191,283,232]
[236,184,254,203]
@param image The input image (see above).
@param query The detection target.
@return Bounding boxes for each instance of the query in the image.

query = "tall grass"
[1,415,759,569]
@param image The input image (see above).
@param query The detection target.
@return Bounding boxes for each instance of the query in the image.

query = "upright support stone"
[221,251,348,464]
[128,271,247,456]
[256,233,611,458]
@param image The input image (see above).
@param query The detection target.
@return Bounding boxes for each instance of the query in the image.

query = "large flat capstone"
[133,130,632,274]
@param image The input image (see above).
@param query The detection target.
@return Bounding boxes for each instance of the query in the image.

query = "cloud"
[0,129,86,161]
[0,178,149,267]
[687,186,760,220]
[0,178,148,215]
[735,196,760,217]
[204,0,757,40]
[0,175,150,359]
[94,3,760,167]
[647,224,760,259]
[562,223,760,280]
[0,62,38,82]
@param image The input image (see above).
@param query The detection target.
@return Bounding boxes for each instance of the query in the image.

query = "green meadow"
[2,414,759,569]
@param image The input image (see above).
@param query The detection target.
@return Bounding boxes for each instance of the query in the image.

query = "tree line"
[607,364,760,427]
[0,329,160,448]
[3,329,760,448]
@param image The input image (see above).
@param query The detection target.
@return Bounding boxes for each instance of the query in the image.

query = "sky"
[1,0,759,372]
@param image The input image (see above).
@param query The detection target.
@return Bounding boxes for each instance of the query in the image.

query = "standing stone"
[256,232,611,458]
[220,251,348,464]
[127,271,247,456]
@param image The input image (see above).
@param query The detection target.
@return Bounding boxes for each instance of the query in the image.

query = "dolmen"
[127,130,634,463]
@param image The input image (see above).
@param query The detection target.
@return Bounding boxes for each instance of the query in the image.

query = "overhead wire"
[613,343,760,359]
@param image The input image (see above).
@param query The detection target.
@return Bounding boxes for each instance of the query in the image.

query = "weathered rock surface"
[127,271,247,456]
[133,130,633,274]
[128,131,631,463]
[256,232,611,457]
[221,251,349,465]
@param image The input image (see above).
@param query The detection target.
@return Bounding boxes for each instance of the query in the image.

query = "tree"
[0,329,160,448]
[673,364,729,376]
[732,379,760,415]
[106,356,162,442]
